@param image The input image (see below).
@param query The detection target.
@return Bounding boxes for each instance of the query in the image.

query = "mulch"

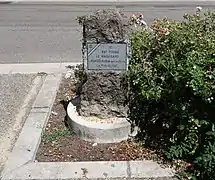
[36,74,188,172]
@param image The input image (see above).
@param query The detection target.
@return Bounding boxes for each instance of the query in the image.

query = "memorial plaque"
[87,43,128,71]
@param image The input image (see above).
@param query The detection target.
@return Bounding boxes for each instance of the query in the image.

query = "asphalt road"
[0,2,215,64]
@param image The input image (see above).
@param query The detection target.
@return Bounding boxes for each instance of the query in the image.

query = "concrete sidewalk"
[0,73,45,173]
[0,63,78,174]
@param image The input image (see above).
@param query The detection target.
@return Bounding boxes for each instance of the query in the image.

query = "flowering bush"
[130,13,148,28]
[129,10,215,179]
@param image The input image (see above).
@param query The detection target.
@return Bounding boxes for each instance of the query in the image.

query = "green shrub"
[129,11,215,179]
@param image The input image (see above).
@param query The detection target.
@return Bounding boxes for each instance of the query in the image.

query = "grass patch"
[42,128,71,143]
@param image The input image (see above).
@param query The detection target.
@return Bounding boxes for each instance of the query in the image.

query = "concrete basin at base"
[67,102,132,143]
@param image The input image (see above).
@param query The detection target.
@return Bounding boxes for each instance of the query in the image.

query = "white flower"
[196,6,202,15]
[196,6,202,11]
[138,14,144,20]
[131,14,137,23]
[131,13,148,29]
[139,19,147,27]
[132,14,137,19]
[131,14,137,21]
[65,70,73,79]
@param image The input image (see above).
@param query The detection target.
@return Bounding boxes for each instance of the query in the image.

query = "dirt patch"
[36,74,188,171]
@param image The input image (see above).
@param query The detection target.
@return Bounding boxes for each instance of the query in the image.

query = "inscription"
[87,43,127,71]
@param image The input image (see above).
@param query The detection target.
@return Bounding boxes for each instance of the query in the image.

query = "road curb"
[0,74,45,175]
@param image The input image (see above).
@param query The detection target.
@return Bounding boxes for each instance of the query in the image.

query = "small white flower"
[132,14,137,19]
[196,6,202,15]
[51,111,58,116]
[131,14,137,21]
[92,143,97,147]
[65,71,72,79]
[139,19,147,27]
[193,65,196,69]
[138,14,144,20]
[165,31,170,36]
[196,6,202,11]
[160,76,165,81]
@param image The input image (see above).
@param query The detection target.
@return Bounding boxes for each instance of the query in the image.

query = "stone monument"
[67,9,135,143]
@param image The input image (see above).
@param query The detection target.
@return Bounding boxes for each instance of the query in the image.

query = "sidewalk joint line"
[126,161,131,178]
